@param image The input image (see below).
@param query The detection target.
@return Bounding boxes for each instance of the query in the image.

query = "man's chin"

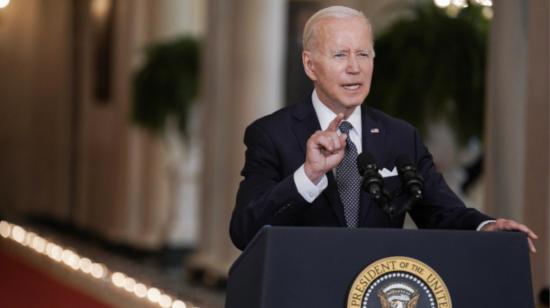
[340,99,365,109]
[340,93,367,107]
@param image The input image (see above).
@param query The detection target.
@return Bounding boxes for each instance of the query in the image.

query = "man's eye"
[334,53,346,58]
[359,52,371,58]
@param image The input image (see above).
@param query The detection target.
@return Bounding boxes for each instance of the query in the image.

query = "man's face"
[303,16,374,114]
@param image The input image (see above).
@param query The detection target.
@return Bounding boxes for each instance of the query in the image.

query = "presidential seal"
[347,256,452,308]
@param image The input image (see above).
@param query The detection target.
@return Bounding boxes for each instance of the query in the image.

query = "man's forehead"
[316,17,371,41]
[317,16,370,32]
[316,17,372,46]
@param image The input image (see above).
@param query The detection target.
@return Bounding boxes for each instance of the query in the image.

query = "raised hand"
[304,113,348,184]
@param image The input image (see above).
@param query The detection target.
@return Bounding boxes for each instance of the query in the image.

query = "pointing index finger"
[327,113,345,132]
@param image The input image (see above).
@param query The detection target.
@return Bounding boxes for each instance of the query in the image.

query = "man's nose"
[346,55,360,73]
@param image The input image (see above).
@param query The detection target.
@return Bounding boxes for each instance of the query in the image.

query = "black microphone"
[395,155,424,201]
[356,152,384,200]
[357,152,396,218]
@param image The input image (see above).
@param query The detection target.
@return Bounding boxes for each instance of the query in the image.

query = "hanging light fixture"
[433,0,493,19]
[435,0,492,8]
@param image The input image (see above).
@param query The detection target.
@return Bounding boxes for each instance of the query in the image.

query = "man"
[230,6,537,252]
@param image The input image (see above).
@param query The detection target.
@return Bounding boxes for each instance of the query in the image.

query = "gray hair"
[302,6,372,51]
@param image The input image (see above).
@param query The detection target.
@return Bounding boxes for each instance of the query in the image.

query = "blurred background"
[0,0,548,307]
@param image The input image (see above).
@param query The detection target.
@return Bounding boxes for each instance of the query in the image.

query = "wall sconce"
[90,0,114,103]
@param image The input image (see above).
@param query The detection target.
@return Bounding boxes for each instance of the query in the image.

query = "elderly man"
[229,6,537,251]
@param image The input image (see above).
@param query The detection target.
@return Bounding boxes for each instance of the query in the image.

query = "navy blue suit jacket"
[230,99,491,250]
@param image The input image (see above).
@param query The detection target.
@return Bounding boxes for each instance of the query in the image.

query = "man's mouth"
[342,83,362,90]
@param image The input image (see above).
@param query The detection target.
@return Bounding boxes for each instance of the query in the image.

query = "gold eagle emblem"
[377,282,420,308]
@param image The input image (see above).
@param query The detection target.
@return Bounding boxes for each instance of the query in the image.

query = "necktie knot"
[339,121,353,135]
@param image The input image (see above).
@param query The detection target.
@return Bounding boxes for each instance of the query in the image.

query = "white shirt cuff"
[476,220,497,231]
[293,164,328,203]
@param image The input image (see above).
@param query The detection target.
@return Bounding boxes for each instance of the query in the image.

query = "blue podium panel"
[226,227,533,308]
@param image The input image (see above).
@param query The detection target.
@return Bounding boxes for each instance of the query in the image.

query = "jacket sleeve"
[408,129,493,230]
[230,122,311,250]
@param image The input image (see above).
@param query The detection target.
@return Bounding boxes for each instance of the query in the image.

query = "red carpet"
[0,249,111,308]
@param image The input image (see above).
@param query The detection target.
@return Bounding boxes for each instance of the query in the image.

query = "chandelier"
[434,0,493,19]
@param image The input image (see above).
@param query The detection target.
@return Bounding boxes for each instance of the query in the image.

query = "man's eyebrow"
[329,48,371,53]
[329,49,349,53]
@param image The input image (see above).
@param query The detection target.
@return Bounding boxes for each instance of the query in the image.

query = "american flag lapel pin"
[370,128,380,134]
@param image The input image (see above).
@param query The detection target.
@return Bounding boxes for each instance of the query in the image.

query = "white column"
[486,0,549,298]
[189,0,286,279]
[523,0,549,299]
[484,1,529,219]
[0,0,73,220]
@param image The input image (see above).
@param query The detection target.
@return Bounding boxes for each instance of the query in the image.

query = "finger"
[502,221,537,240]
[339,134,348,142]
[326,113,345,132]
[491,219,519,232]
[495,220,538,251]
[332,133,346,151]
[329,134,339,152]
[525,228,538,240]
[338,134,348,149]
[528,238,537,253]
[307,131,321,150]
[317,134,335,152]
[316,132,344,153]
[503,221,528,233]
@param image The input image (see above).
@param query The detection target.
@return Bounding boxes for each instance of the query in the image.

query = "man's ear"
[302,51,317,81]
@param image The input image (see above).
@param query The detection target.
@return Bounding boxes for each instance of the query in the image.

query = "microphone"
[395,155,424,201]
[356,152,383,200]
[357,152,394,217]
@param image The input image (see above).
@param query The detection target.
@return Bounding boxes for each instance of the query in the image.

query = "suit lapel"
[358,105,386,226]
[291,100,347,226]
[291,101,319,157]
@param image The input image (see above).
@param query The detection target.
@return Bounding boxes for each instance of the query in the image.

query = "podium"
[226,227,534,308]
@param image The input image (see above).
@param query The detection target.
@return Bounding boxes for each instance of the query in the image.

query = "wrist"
[479,221,497,231]
[304,163,324,184]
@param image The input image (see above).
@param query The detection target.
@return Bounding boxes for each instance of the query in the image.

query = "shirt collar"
[311,90,362,135]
